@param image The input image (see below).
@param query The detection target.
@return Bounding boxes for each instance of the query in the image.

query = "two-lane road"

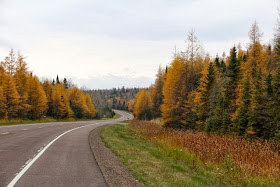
[0,110,133,187]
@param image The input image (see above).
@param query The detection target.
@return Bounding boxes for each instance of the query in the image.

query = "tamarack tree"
[0,50,97,120]
[133,20,280,140]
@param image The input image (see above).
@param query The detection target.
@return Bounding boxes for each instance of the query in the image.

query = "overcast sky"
[0,0,279,89]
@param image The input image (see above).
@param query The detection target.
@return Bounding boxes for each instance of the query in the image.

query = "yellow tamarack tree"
[26,74,47,119]
[133,89,152,120]
[0,86,6,118]
[161,56,187,128]
[2,72,20,119]
[52,83,68,119]
[14,52,29,118]
[127,99,135,112]
[85,93,97,119]
[68,87,89,119]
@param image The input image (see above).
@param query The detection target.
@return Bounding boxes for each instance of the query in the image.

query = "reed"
[128,120,280,180]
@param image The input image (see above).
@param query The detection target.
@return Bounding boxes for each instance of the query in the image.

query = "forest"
[133,20,280,140]
[85,87,139,118]
[0,50,97,121]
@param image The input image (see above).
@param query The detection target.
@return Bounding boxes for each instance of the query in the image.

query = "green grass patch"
[0,117,97,126]
[101,124,279,187]
[150,118,163,124]
[99,113,121,120]
[112,113,121,119]
[0,113,123,126]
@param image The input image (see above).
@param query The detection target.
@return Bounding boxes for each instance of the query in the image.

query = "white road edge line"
[7,124,96,187]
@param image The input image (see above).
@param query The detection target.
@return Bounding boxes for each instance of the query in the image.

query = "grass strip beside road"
[101,124,279,187]
[0,113,121,126]
[0,118,94,126]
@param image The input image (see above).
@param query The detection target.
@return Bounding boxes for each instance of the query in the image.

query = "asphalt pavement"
[0,110,133,187]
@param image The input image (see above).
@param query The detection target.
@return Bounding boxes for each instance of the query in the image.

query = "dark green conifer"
[237,75,251,135]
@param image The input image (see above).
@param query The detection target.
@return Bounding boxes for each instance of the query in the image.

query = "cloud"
[0,38,12,48]
[0,0,279,89]
[71,74,153,89]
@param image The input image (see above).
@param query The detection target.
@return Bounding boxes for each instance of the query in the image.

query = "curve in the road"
[0,110,132,187]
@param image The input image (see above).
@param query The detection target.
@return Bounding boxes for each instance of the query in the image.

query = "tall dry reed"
[128,120,280,180]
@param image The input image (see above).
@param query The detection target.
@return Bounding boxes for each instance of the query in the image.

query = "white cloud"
[0,0,279,88]
[71,74,153,89]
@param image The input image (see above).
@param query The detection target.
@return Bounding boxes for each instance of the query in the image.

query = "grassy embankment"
[0,114,121,126]
[101,121,280,187]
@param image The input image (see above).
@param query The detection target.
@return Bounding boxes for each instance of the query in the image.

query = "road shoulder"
[89,125,143,187]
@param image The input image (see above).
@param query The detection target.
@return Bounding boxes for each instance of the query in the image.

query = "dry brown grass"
[128,120,280,180]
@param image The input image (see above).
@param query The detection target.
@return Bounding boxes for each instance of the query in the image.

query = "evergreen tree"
[237,75,251,135]
[222,46,240,133]
[248,69,269,138]
[220,59,227,74]
[196,62,215,131]
[262,73,274,138]
[151,66,164,118]
[272,68,280,138]
[63,78,68,89]
[56,75,60,84]
[182,91,197,130]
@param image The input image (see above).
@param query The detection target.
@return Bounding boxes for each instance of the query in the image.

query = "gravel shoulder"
[89,125,144,187]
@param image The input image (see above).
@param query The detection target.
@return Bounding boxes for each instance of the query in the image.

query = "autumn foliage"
[0,50,97,120]
[133,89,152,120]
[133,21,280,140]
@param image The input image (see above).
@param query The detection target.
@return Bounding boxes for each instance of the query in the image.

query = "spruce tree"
[272,68,280,138]
[249,69,269,138]
[151,66,164,118]
[214,56,220,68]
[197,62,215,131]
[223,46,240,133]
[56,75,60,84]
[237,75,251,135]
[63,78,68,89]
[262,73,274,138]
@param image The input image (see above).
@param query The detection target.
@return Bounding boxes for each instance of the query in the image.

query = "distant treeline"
[85,87,139,118]
[0,50,97,120]
[133,21,280,140]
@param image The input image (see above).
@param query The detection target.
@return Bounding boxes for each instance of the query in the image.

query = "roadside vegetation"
[0,111,121,126]
[0,50,97,123]
[102,13,280,186]
[102,122,280,186]
[0,117,92,126]
[131,18,280,141]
